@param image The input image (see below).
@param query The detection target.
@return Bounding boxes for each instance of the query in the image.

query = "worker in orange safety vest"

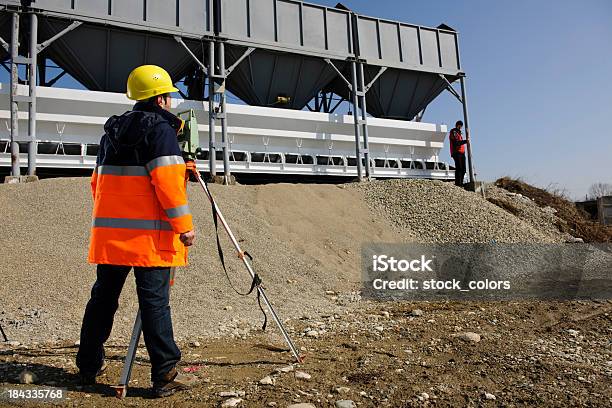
[76,65,198,397]
[449,120,470,187]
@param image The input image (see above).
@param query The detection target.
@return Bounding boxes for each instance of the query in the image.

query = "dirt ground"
[1,178,610,407]
[1,300,611,407]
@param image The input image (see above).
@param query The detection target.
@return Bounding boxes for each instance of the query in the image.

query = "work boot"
[78,360,107,386]
[152,367,198,398]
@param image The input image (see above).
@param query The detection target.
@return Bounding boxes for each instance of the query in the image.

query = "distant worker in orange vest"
[76,65,197,397]
[449,120,470,187]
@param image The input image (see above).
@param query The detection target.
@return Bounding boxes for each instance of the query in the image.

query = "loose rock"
[219,390,245,398]
[221,397,243,408]
[259,375,275,385]
[276,365,295,373]
[19,370,37,384]
[457,332,481,343]
[484,392,496,400]
[306,330,319,338]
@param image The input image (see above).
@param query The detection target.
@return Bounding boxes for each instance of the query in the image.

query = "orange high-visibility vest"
[449,128,466,155]
[88,155,193,267]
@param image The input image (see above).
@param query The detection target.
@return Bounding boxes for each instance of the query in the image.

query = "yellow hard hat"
[126,65,179,101]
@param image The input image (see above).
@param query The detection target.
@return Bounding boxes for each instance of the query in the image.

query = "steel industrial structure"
[0,0,475,183]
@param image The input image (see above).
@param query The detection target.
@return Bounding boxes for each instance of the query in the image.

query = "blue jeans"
[76,265,181,383]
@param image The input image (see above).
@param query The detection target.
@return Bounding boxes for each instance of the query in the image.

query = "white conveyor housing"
[0,83,453,179]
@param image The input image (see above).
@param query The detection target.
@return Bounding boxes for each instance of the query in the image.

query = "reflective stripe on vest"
[92,217,173,231]
[97,165,149,177]
[146,155,185,173]
[165,204,191,219]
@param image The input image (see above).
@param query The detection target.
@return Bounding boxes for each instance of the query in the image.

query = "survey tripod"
[0,323,7,342]
[114,110,303,399]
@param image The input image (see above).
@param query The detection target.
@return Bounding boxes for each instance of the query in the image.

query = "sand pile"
[0,178,400,344]
[0,177,562,344]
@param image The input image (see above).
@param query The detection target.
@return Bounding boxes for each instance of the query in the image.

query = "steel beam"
[9,12,19,177]
[46,70,67,87]
[225,47,255,77]
[459,76,475,183]
[208,41,217,176]
[325,59,352,91]
[0,35,8,52]
[28,13,38,176]
[37,21,82,53]
[174,36,208,76]
[439,74,462,103]
[38,57,47,86]
[357,62,371,178]
[350,61,363,181]
[330,96,345,113]
[364,67,387,93]
[414,108,426,122]
[218,42,231,183]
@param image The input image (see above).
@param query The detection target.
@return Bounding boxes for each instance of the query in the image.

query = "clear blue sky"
[2,0,610,199]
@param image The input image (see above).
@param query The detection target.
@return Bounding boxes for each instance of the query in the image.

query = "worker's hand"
[185,161,198,182]
[179,230,196,247]
[186,161,198,174]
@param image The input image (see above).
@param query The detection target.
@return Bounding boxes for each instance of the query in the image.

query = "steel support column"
[349,61,364,181]
[218,42,230,183]
[38,57,46,86]
[207,41,217,176]
[28,13,38,176]
[459,76,475,183]
[9,12,20,177]
[357,61,371,179]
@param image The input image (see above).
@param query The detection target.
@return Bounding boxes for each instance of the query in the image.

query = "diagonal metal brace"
[364,67,387,93]
[225,47,255,77]
[0,35,8,52]
[37,21,82,53]
[174,36,209,76]
[439,74,463,103]
[325,58,352,91]
[414,107,427,122]
[47,70,67,87]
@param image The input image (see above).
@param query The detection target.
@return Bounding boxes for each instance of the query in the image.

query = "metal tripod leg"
[114,268,175,399]
[0,323,8,342]
[194,171,303,363]
[113,309,142,399]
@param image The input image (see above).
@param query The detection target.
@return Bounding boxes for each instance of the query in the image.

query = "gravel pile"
[485,185,569,241]
[0,178,400,344]
[0,177,567,345]
[356,179,562,243]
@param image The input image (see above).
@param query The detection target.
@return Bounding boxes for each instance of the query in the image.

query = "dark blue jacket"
[97,102,183,167]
